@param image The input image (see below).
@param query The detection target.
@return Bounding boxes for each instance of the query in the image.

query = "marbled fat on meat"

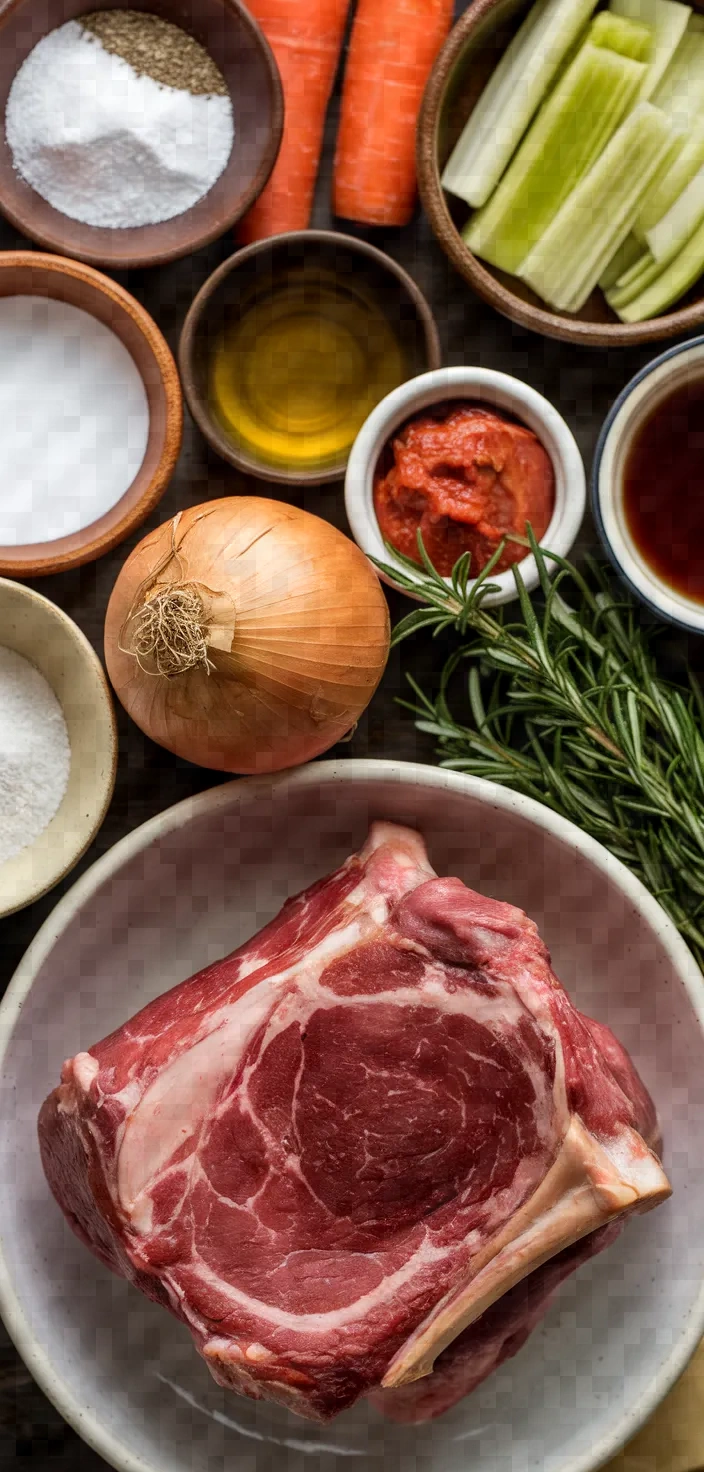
[38,824,671,1422]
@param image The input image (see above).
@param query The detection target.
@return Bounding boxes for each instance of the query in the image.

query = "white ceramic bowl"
[0,577,117,917]
[593,336,704,632]
[345,367,586,606]
[0,759,703,1472]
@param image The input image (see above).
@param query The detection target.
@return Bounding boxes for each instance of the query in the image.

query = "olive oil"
[209,267,408,473]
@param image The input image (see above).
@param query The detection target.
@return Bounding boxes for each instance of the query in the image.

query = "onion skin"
[104,498,390,773]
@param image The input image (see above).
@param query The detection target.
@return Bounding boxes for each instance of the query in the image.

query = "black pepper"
[80,10,228,96]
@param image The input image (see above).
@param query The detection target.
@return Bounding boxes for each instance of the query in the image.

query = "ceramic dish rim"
[0,576,118,918]
[0,250,183,578]
[178,229,442,486]
[591,335,704,633]
[0,757,702,1472]
[416,0,704,348]
[344,366,586,607]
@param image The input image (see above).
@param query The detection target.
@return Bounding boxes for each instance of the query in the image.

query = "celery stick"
[441,0,599,209]
[612,213,704,317]
[599,234,649,289]
[650,27,704,125]
[610,0,691,96]
[463,45,645,274]
[607,250,662,306]
[634,118,704,237]
[590,10,653,56]
[519,103,674,312]
[646,162,704,260]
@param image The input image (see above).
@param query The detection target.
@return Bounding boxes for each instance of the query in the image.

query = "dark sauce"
[623,379,704,603]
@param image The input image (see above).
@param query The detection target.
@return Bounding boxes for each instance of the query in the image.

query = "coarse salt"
[0,646,71,868]
[0,296,149,546]
[5,19,234,229]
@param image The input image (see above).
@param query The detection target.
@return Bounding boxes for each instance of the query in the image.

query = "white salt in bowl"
[0,577,117,917]
[0,759,703,1472]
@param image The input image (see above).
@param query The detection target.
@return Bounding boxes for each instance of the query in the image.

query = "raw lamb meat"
[39,822,671,1424]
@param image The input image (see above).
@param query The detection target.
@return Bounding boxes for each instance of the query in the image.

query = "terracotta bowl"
[417,0,704,347]
[179,230,442,486]
[0,0,283,270]
[0,251,182,578]
[0,576,117,917]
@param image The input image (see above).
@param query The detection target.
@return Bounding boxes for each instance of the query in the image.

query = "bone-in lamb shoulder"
[38,823,670,1423]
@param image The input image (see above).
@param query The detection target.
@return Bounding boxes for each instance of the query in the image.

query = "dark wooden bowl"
[0,0,283,270]
[0,251,182,576]
[178,229,442,485]
[417,0,704,347]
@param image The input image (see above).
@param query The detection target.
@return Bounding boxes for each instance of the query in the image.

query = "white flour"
[5,19,234,228]
[0,646,71,867]
[0,296,149,545]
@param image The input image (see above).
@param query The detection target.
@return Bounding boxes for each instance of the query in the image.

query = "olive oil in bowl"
[208,267,409,476]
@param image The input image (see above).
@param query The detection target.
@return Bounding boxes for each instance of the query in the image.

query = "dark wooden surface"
[0,64,693,1472]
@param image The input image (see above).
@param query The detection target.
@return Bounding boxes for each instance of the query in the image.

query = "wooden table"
[0,97,692,1472]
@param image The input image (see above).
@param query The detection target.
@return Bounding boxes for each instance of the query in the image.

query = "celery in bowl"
[418,0,704,344]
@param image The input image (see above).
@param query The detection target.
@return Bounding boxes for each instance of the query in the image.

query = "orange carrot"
[333,0,453,228]
[239,0,350,242]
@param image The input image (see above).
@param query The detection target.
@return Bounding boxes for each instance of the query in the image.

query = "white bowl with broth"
[593,336,704,633]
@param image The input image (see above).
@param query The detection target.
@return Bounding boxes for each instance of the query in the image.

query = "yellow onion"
[104,498,390,773]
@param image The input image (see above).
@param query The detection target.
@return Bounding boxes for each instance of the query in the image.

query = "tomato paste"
[373,403,555,577]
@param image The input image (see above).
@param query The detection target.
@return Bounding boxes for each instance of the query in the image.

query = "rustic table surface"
[0,67,696,1471]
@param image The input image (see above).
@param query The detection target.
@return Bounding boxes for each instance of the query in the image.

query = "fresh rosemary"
[375,531,704,966]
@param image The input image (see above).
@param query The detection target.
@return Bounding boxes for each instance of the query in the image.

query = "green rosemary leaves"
[375,531,704,965]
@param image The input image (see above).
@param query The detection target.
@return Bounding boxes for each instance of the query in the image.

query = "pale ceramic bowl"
[593,336,704,632]
[0,577,117,916]
[0,760,702,1472]
[344,366,586,606]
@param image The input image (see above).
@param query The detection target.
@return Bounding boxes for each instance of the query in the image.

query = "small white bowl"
[593,336,704,633]
[0,578,117,917]
[344,366,586,606]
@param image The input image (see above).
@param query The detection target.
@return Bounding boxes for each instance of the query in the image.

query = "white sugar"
[0,646,71,867]
[0,296,149,546]
[5,19,234,228]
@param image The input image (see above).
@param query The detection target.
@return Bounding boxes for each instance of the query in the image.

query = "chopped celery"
[519,103,674,312]
[610,0,691,96]
[599,234,648,288]
[633,118,704,237]
[441,0,599,209]
[610,213,704,317]
[650,27,704,126]
[646,162,704,260]
[590,10,652,56]
[463,44,645,274]
[607,250,662,306]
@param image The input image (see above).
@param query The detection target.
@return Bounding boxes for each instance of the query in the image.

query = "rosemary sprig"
[374,532,704,966]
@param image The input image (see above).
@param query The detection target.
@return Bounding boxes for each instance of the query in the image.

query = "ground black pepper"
[80,10,228,95]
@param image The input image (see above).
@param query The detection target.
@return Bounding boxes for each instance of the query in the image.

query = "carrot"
[333,0,453,228]
[239,0,350,242]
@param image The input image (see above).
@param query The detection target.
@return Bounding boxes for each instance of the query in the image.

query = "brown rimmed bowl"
[0,0,283,270]
[0,251,182,577]
[417,0,704,347]
[179,229,442,486]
